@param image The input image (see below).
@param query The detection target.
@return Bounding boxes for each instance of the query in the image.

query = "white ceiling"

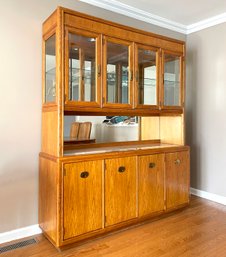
[118,0,226,25]
[79,0,226,34]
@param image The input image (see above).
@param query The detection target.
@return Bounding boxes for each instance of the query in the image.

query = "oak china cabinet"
[39,7,190,249]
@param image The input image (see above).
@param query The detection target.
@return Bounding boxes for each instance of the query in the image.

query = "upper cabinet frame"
[42,7,185,114]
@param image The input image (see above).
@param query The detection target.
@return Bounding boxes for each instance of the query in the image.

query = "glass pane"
[69,33,96,102]
[138,48,157,105]
[45,34,56,102]
[107,42,129,104]
[164,54,180,106]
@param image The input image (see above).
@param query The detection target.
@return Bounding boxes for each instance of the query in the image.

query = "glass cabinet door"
[135,45,159,108]
[65,30,101,107]
[44,34,56,103]
[103,37,133,108]
[163,52,182,107]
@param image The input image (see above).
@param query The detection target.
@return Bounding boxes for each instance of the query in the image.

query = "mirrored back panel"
[64,116,139,146]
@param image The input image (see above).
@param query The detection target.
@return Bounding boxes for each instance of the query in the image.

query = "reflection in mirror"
[64,116,139,144]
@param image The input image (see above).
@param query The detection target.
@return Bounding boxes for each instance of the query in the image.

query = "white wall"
[186,22,226,197]
[0,0,185,233]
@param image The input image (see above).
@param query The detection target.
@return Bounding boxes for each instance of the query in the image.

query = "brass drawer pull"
[130,70,133,81]
[118,166,126,173]
[80,171,89,178]
[98,64,101,77]
[174,159,181,165]
[149,162,156,168]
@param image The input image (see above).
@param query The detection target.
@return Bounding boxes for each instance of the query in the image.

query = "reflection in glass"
[69,33,96,102]
[107,42,129,104]
[45,34,56,102]
[164,54,180,106]
[138,48,157,105]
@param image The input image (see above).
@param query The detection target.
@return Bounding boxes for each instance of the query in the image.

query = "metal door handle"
[174,159,181,165]
[149,162,156,168]
[118,166,126,173]
[80,171,89,178]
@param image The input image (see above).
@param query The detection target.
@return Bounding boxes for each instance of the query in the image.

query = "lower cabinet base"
[39,147,190,250]
[41,201,190,250]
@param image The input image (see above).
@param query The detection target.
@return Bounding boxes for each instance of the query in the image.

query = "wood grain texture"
[141,116,160,140]
[105,156,137,226]
[63,160,103,239]
[41,111,59,156]
[64,11,184,53]
[39,157,58,244]
[138,154,165,216]
[4,196,226,257]
[42,10,57,36]
[64,105,183,116]
[160,116,184,145]
[165,150,190,209]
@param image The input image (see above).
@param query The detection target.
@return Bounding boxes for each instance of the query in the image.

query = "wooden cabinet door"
[105,156,137,226]
[65,28,101,108]
[134,44,160,110]
[103,36,134,109]
[138,154,164,217]
[165,151,190,209]
[63,160,103,240]
[161,50,184,110]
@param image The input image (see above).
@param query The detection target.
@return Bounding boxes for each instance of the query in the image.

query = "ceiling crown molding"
[187,12,226,34]
[79,0,187,34]
[79,0,226,35]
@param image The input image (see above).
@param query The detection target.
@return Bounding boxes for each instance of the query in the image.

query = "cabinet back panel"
[160,116,184,145]
[140,117,160,140]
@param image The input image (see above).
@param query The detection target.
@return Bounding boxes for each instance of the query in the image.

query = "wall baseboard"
[1,189,225,245]
[0,224,42,245]
[190,187,226,206]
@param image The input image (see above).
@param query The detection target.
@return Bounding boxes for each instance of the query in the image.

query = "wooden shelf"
[64,138,96,144]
